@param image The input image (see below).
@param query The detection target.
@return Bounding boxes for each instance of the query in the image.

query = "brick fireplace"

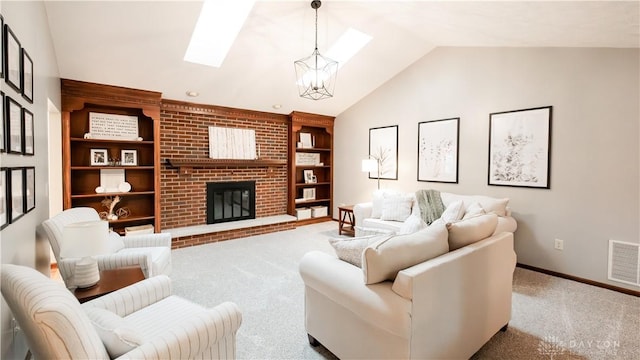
[160,100,295,248]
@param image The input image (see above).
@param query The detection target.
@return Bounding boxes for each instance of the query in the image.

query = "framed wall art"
[24,167,35,213]
[121,149,137,166]
[6,96,22,154]
[4,24,21,92]
[1,91,5,152]
[91,149,108,166]
[23,108,33,155]
[9,167,24,222]
[0,14,4,79]
[0,168,7,229]
[369,125,398,180]
[21,48,33,103]
[488,106,552,188]
[302,187,316,200]
[418,118,459,183]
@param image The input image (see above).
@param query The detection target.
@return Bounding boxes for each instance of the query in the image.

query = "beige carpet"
[169,221,640,360]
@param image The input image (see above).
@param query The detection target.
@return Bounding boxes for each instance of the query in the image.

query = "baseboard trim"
[516,263,639,297]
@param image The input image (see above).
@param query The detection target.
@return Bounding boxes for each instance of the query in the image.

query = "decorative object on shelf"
[418,118,459,183]
[303,169,316,183]
[302,187,316,200]
[0,168,7,229]
[299,132,313,148]
[90,148,108,166]
[24,167,35,213]
[121,149,137,166]
[99,168,125,193]
[6,96,22,154]
[101,195,121,221]
[488,106,552,189]
[4,24,21,92]
[89,112,139,140]
[21,48,33,103]
[369,125,398,181]
[296,207,312,220]
[311,205,327,217]
[115,207,131,219]
[361,157,381,189]
[118,181,132,193]
[9,167,24,222]
[1,91,5,152]
[295,152,320,166]
[60,220,110,288]
[124,224,153,236]
[294,0,338,100]
[22,108,34,155]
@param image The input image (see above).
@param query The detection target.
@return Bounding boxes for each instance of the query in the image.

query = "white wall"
[334,47,639,291]
[0,1,60,358]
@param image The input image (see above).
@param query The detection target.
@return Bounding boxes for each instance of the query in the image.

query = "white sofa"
[299,191,518,359]
[353,190,517,236]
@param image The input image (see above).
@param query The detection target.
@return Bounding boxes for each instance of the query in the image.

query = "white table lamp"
[60,220,110,288]
[362,158,381,189]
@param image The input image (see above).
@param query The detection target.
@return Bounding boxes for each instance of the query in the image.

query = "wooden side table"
[338,205,355,236]
[74,266,145,303]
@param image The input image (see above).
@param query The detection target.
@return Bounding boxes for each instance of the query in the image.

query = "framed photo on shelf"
[1,91,5,152]
[10,167,24,222]
[369,125,398,180]
[90,149,108,166]
[21,49,33,103]
[24,167,35,213]
[121,149,137,166]
[0,168,7,229]
[4,24,21,92]
[22,108,34,155]
[6,96,22,154]
[488,106,552,188]
[303,169,316,183]
[302,187,316,200]
[417,118,459,183]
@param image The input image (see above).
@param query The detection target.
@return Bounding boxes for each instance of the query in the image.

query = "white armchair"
[1,264,242,359]
[42,207,172,288]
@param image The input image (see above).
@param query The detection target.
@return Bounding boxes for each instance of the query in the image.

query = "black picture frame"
[21,48,33,103]
[488,106,552,189]
[8,167,24,222]
[22,107,33,155]
[5,96,22,154]
[368,125,399,181]
[0,91,5,153]
[0,168,7,229]
[417,118,459,183]
[24,167,35,213]
[0,14,4,80]
[4,24,21,92]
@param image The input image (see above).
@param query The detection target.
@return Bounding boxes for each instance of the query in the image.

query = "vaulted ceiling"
[44,1,640,116]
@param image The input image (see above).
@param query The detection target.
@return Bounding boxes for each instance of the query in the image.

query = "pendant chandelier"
[294,0,338,100]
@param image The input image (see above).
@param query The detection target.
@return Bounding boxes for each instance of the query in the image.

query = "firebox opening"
[206,181,256,224]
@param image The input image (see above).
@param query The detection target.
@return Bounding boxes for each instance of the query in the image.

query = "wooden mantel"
[166,158,287,175]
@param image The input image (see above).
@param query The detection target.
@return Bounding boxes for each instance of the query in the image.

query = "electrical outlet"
[554,239,564,251]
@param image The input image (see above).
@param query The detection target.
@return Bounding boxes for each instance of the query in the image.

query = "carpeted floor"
[170,221,639,360]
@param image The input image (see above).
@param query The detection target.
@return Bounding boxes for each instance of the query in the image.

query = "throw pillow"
[362,223,449,285]
[380,195,413,222]
[440,200,465,223]
[462,202,485,219]
[107,231,126,253]
[328,234,392,267]
[84,307,143,358]
[447,213,499,251]
[398,214,427,235]
[371,189,399,218]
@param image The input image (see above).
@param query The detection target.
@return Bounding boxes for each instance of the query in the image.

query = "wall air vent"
[608,240,640,287]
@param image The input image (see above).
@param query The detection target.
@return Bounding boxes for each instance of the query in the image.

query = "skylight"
[184,0,255,68]
[326,28,372,69]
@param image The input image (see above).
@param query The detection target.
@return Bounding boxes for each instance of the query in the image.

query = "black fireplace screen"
[206,181,255,224]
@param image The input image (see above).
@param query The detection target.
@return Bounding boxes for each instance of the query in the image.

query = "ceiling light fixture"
[294,0,338,101]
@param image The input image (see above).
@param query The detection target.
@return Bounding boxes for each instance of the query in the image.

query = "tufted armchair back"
[1,264,110,359]
[42,207,101,263]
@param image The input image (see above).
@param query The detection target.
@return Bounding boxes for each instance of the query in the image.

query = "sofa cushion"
[380,195,414,222]
[84,307,142,358]
[107,231,126,253]
[441,192,509,217]
[440,200,465,223]
[362,223,449,285]
[447,213,498,251]
[398,214,427,234]
[328,234,392,267]
[462,202,485,219]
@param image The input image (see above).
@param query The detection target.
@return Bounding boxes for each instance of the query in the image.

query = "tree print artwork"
[369,126,398,180]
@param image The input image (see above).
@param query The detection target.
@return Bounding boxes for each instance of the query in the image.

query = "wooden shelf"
[295,182,330,187]
[71,166,154,171]
[70,137,154,145]
[166,158,287,175]
[295,147,331,152]
[71,191,155,199]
